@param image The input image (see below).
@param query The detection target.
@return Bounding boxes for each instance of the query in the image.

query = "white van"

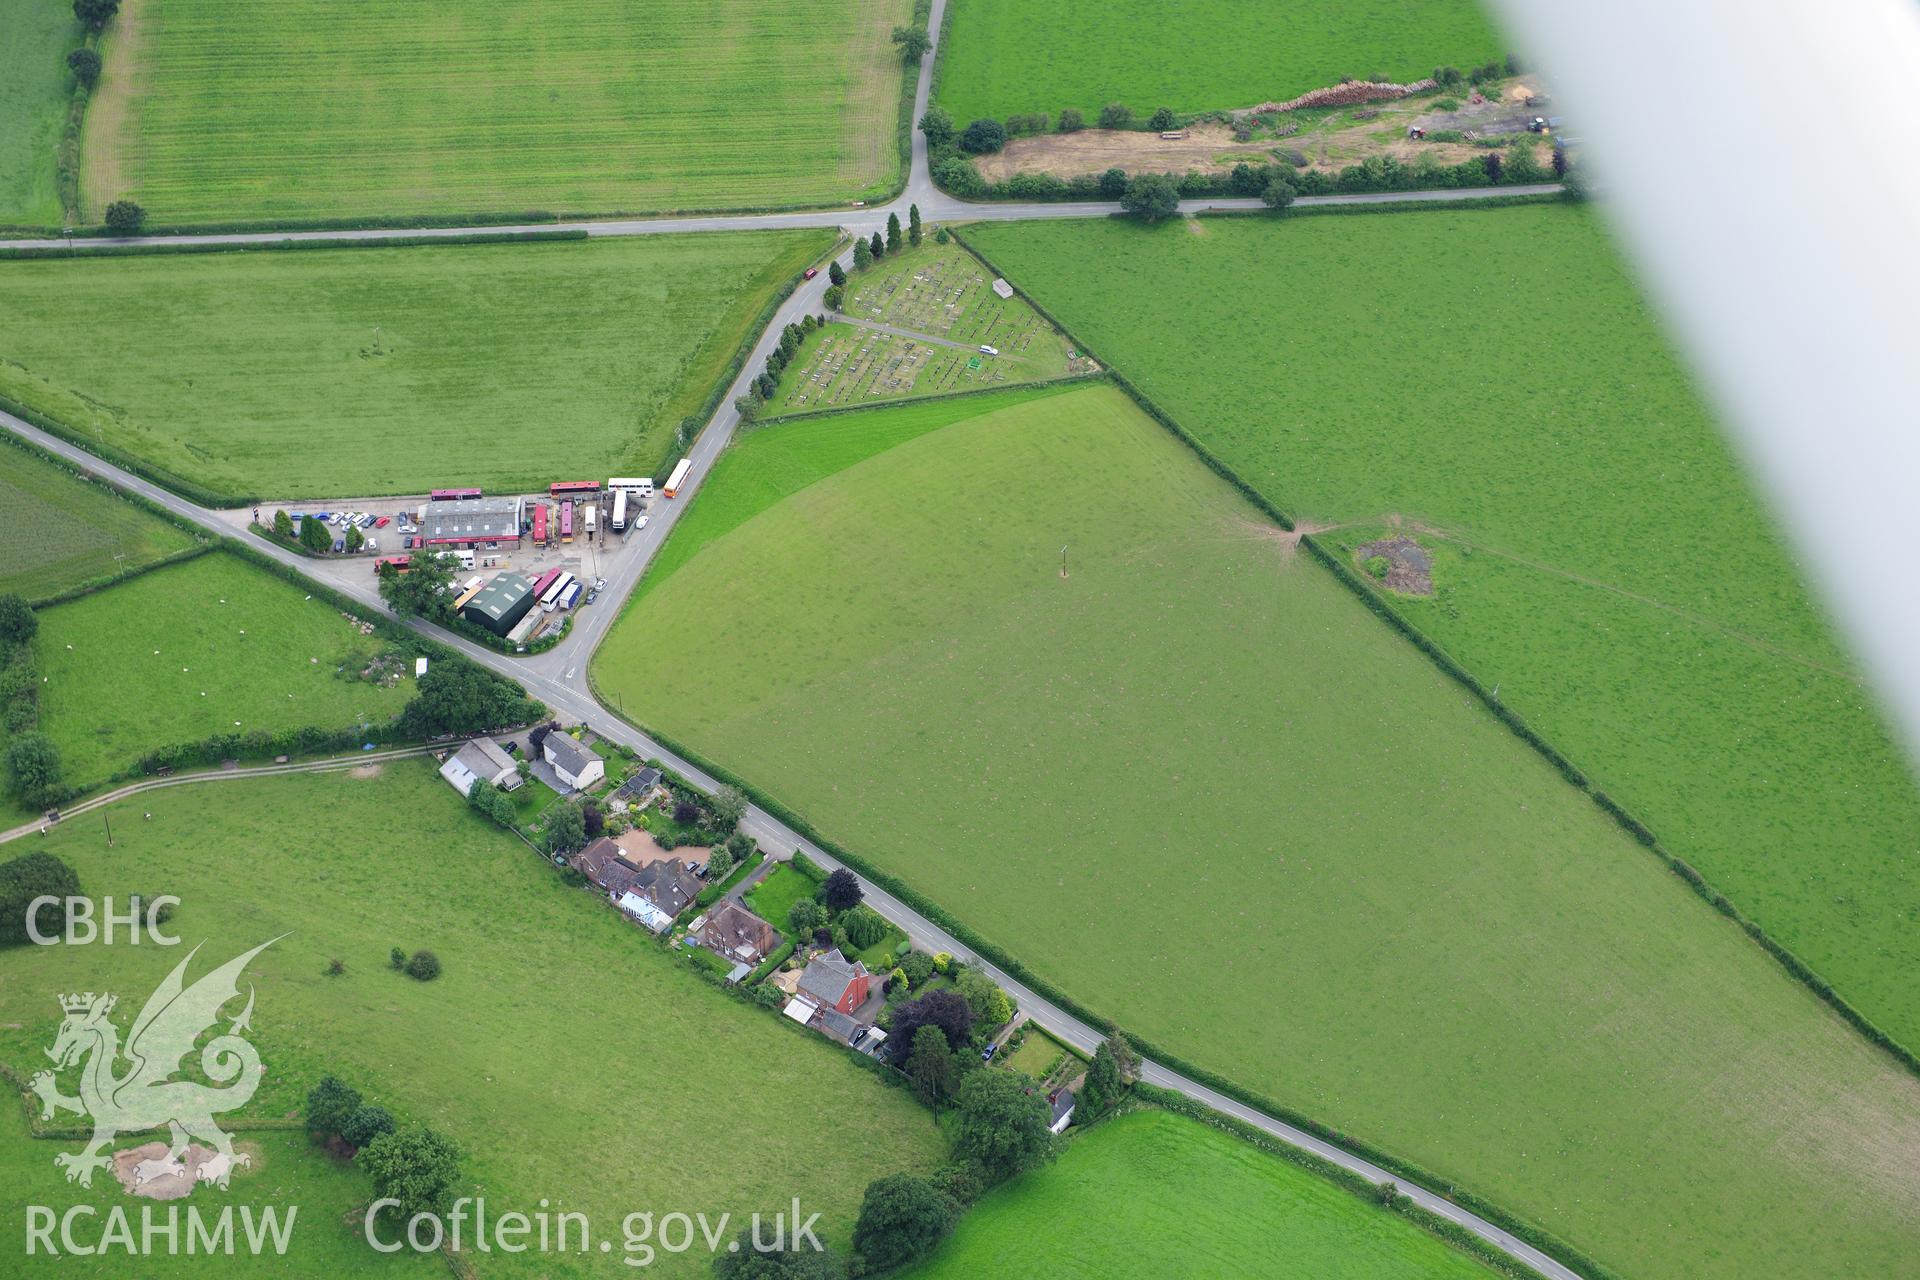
[979,344,999,356]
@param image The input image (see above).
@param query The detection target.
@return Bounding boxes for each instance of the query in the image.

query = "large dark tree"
[298,514,334,554]
[918,107,955,149]
[885,212,902,254]
[304,1075,362,1138]
[378,545,454,618]
[905,1024,957,1108]
[1080,1039,1124,1115]
[958,118,1006,155]
[544,801,587,855]
[73,0,120,32]
[397,662,542,738]
[66,47,101,89]
[341,1104,397,1149]
[103,199,144,234]
[821,867,862,913]
[868,230,885,260]
[1148,106,1177,130]
[713,1231,841,1280]
[1099,167,1128,199]
[1261,174,1297,213]
[827,260,846,287]
[908,203,922,246]
[890,25,930,62]
[3,733,64,809]
[1120,173,1180,222]
[954,1069,1052,1182]
[359,1127,463,1221]
[0,594,37,648]
[0,851,79,946]
[852,1173,956,1272]
[890,988,973,1055]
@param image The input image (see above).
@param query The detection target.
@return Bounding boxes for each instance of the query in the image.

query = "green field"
[27,551,412,788]
[0,232,830,500]
[933,0,1504,123]
[744,861,820,928]
[0,764,944,1275]
[768,241,1082,415]
[966,207,1920,1052]
[904,1110,1495,1279]
[594,383,1920,1279]
[0,2,75,226]
[0,1103,441,1277]
[0,439,196,600]
[78,0,911,226]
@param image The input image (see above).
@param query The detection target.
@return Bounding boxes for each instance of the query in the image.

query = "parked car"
[633,515,650,531]
[374,515,391,528]
[981,1043,998,1061]
[586,589,600,605]
[398,522,418,535]
[365,536,379,553]
[803,267,818,280]
[594,577,607,591]
[331,538,345,554]
[360,513,378,527]
[979,345,1000,356]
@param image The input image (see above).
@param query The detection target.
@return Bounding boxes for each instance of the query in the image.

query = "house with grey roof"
[796,949,872,1015]
[542,732,605,793]
[439,737,520,797]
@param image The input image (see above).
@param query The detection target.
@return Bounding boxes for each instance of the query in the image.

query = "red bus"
[529,567,563,600]
[559,500,575,543]
[429,488,482,502]
[549,480,600,497]
[373,556,412,574]
[531,502,548,546]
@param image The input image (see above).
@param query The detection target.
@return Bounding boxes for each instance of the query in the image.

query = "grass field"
[0,439,196,600]
[594,383,1920,1279]
[0,1103,442,1277]
[933,0,1504,124]
[26,551,412,788]
[0,232,830,500]
[0,764,944,1275]
[966,207,1920,1053]
[0,2,75,226]
[78,0,911,226]
[903,1110,1496,1279]
[744,861,820,928]
[767,241,1082,415]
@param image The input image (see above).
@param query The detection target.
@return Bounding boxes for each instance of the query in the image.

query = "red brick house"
[796,948,871,1015]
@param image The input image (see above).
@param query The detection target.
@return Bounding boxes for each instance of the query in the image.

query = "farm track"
[0,6,1586,1278]
[0,744,436,846]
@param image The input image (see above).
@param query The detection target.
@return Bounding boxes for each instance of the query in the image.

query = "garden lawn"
[79,0,910,226]
[0,231,831,500]
[902,1110,1497,1279]
[0,438,196,600]
[745,861,821,928]
[933,0,1504,123]
[27,551,412,788]
[0,1,74,226]
[593,383,1920,1280]
[1002,1027,1071,1081]
[0,764,944,1276]
[0,1103,441,1278]
[966,208,1920,1053]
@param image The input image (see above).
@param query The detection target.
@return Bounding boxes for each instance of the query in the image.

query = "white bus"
[539,572,575,611]
[558,583,582,610]
[583,504,598,537]
[664,457,693,498]
[607,476,654,499]
[611,488,628,532]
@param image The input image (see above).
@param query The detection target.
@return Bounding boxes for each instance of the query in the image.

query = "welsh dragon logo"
[28,938,279,1191]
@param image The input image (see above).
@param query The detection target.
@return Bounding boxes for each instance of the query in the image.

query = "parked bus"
[560,500,574,543]
[530,567,563,600]
[540,572,575,611]
[373,556,411,575]
[664,458,693,498]
[607,476,654,498]
[531,502,548,547]
[549,480,600,497]
[582,504,598,538]
[429,488,482,502]
[611,488,628,532]
[558,583,582,610]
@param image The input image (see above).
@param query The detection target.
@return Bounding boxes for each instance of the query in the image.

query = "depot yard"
[0,440,197,600]
[766,240,1085,416]
[903,1109,1496,1280]
[0,765,945,1276]
[933,0,1503,124]
[966,206,1920,1054]
[0,231,831,501]
[77,0,912,226]
[595,381,1920,1280]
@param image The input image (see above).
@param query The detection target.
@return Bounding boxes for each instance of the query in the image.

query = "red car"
[803,267,818,280]
[374,515,391,528]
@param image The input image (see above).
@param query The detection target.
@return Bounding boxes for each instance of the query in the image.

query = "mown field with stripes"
[81,0,911,225]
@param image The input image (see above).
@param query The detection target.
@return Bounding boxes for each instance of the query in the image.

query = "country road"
[0,7,1581,1276]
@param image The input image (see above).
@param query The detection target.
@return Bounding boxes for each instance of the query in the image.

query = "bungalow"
[700,901,778,965]
[543,733,605,792]
[439,737,520,797]
[1048,1088,1076,1135]
[795,948,871,1016]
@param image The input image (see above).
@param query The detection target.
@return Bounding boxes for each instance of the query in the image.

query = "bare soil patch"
[1355,536,1434,595]
[614,828,708,870]
[78,0,148,219]
[973,122,1271,182]
[348,762,384,780]
[113,1139,260,1199]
